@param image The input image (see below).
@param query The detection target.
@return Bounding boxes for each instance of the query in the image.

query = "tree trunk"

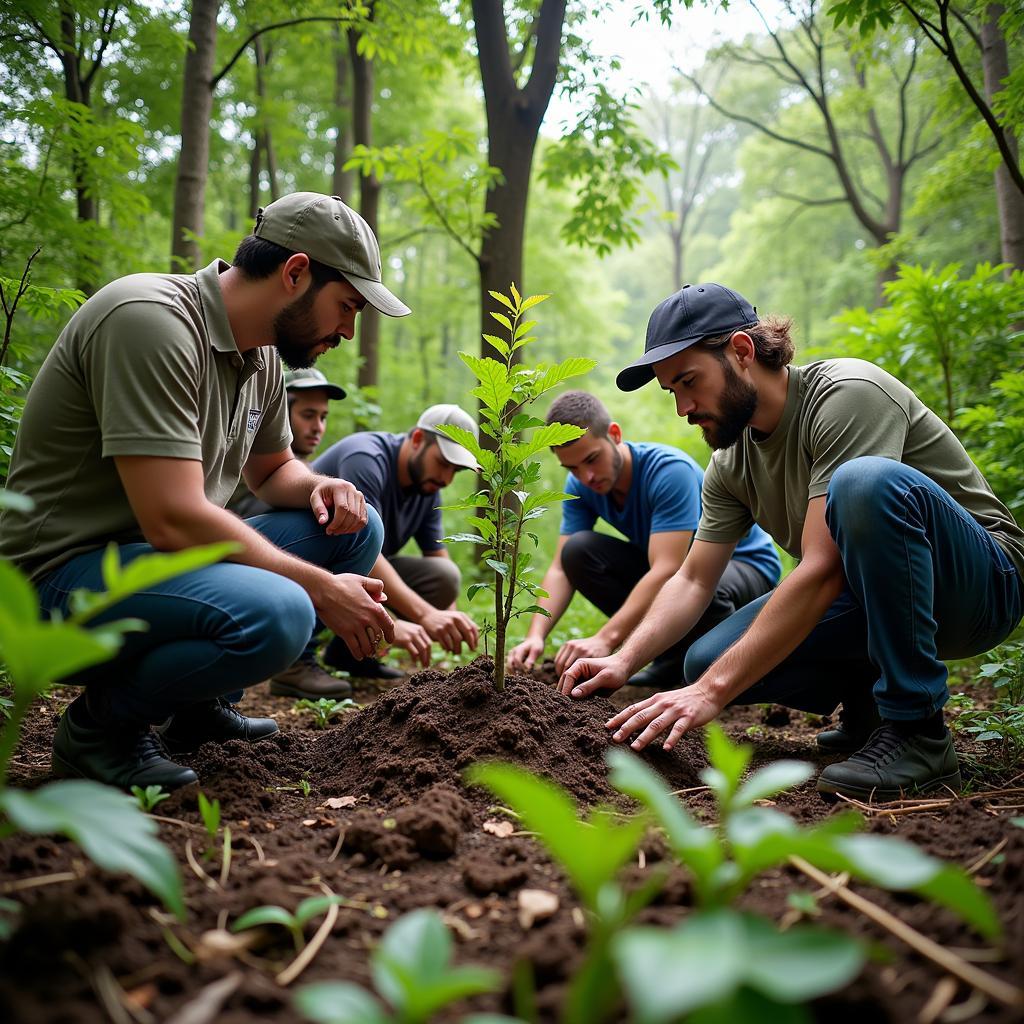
[248,138,262,220]
[171,0,219,272]
[331,24,354,202]
[981,4,1024,272]
[254,38,279,202]
[349,21,380,409]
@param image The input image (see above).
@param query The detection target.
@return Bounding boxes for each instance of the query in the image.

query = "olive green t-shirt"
[694,359,1024,576]
[0,260,291,581]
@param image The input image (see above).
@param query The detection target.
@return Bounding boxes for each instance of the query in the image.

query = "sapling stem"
[219,825,232,887]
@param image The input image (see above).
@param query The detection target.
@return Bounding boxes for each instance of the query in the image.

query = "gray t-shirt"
[313,432,444,558]
[0,260,290,581]
[695,359,1024,576]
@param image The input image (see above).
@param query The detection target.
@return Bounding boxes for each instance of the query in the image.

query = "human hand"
[507,635,545,673]
[557,654,629,697]
[316,574,395,659]
[553,634,613,675]
[310,478,368,535]
[604,683,723,752]
[391,619,433,668]
[420,607,479,653]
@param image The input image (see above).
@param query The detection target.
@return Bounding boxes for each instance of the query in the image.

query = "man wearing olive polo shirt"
[0,193,407,791]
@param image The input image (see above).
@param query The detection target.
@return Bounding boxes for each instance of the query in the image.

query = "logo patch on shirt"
[246,407,262,433]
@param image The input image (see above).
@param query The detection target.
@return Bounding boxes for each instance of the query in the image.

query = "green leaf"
[733,761,814,807]
[0,781,184,919]
[488,290,515,312]
[489,310,513,332]
[443,533,488,545]
[0,559,38,626]
[522,489,577,515]
[294,895,343,927]
[433,422,490,471]
[532,357,597,396]
[513,319,537,341]
[506,424,587,468]
[486,559,509,578]
[520,294,550,312]
[233,905,297,932]
[293,982,391,1024]
[702,723,752,802]
[469,762,645,910]
[607,749,722,894]
[482,333,510,357]
[509,282,522,307]
[467,582,494,601]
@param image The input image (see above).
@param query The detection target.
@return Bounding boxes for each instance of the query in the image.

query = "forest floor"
[1,658,1022,1024]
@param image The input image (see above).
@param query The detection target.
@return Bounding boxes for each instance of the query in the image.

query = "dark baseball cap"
[253,192,411,317]
[284,367,346,401]
[616,283,757,392]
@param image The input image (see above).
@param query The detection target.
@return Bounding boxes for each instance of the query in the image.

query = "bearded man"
[280,404,482,689]
[0,193,405,790]
[560,283,1024,801]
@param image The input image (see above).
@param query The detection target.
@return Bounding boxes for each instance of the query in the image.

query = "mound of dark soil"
[310,656,705,807]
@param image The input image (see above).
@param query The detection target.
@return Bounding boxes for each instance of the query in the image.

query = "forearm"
[525,565,575,640]
[597,566,677,648]
[696,562,844,706]
[253,459,322,508]
[616,571,717,675]
[372,555,430,620]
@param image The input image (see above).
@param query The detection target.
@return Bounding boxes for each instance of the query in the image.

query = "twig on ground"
[919,976,958,1024]
[1,870,79,893]
[327,827,346,863]
[243,833,266,864]
[151,815,204,832]
[163,971,243,1024]
[789,856,1024,1010]
[184,839,220,892]
[966,838,1009,876]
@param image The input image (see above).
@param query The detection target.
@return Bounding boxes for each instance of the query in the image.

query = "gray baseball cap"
[284,367,346,401]
[417,404,479,470]
[253,192,411,317]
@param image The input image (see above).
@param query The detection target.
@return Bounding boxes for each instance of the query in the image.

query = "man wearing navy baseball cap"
[559,283,1024,802]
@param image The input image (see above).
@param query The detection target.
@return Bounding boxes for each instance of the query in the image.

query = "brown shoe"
[269,659,353,699]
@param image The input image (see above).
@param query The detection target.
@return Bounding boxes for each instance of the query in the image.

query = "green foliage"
[437,285,595,689]
[956,370,1024,519]
[541,84,676,256]
[951,641,1024,778]
[197,791,222,847]
[294,908,503,1024]
[833,264,1024,424]
[294,696,361,728]
[233,894,344,952]
[131,784,170,813]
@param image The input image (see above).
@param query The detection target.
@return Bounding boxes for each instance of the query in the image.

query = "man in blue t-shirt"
[273,403,481,691]
[507,390,781,687]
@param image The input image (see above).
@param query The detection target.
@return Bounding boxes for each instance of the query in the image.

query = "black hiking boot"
[322,637,404,681]
[626,653,684,690]
[157,697,279,756]
[53,695,198,791]
[816,723,961,802]
[816,693,882,754]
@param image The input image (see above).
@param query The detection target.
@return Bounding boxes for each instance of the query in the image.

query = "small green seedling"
[131,784,170,813]
[295,908,505,1024]
[275,777,312,798]
[606,725,1001,1022]
[436,284,595,690]
[232,895,344,952]
[468,763,657,1024]
[197,791,221,846]
[294,696,360,728]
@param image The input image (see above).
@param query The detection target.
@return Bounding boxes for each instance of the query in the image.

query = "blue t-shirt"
[560,442,781,584]
[313,432,444,558]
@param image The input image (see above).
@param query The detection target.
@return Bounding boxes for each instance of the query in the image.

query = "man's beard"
[273,288,336,370]
[408,442,445,495]
[693,361,758,451]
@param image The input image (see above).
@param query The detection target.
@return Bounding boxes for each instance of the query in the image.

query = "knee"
[560,532,594,586]
[430,558,462,608]
[250,577,316,666]
[826,457,903,540]
[682,634,718,684]
[347,505,384,576]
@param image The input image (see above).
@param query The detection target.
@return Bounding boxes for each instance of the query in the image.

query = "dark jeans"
[684,457,1024,719]
[36,508,384,725]
[560,530,776,665]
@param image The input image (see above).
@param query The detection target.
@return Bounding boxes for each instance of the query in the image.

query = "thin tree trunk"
[331,24,354,202]
[171,0,219,272]
[349,21,380,410]
[981,4,1024,272]
[254,38,279,201]
[248,138,262,219]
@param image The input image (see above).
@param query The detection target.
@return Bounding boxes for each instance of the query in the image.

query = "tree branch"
[414,161,482,268]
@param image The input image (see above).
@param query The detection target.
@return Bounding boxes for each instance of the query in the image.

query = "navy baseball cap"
[616,283,758,392]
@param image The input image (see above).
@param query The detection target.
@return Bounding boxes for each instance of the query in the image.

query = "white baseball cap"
[416,404,479,470]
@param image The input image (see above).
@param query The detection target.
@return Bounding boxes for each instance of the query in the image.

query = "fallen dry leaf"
[194,929,260,964]
[482,818,515,838]
[517,889,559,929]
[464,903,484,919]
[324,796,358,810]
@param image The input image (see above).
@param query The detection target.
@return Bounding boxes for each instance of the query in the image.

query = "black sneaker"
[626,654,684,690]
[157,697,279,756]
[816,694,882,753]
[816,723,962,802]
[322,637,405,681]
[53,698,198,791]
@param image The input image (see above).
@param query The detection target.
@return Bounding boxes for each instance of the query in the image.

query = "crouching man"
[561,283,1024,801]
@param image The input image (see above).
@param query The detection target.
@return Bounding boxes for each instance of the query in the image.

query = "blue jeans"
[36,508,383,725]
[684,457,1024,720]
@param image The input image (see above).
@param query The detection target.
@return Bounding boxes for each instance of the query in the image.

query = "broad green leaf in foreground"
[294,982,391,1024]
[469,762,645,910]
[0,780,184,919]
